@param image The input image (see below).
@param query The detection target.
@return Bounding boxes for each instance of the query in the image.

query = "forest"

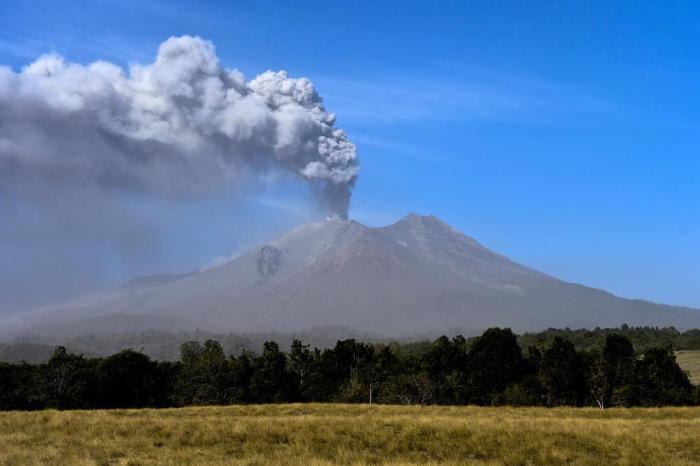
[1,328,697,410]
[3,325,700,364]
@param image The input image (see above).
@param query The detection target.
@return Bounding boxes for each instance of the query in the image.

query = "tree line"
[3,325,699,364]
[0,328,697,410]
[519,325,700,353]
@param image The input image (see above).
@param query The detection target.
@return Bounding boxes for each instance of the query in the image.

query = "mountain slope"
[9,214,700,336]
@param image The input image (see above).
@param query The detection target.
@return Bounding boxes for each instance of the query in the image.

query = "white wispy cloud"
[314,67,611,126]
[347,133,445,162]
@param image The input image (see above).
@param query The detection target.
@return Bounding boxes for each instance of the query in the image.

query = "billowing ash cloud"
[0,35,358,217]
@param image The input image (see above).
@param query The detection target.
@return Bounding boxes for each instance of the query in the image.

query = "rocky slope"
[7,214,700,336]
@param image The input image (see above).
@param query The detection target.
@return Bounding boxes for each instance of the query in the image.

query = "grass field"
[677,350,700,385]
[1,405,700,465]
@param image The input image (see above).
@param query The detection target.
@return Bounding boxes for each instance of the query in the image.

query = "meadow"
[1,404,700,465]
[677,350,700,385]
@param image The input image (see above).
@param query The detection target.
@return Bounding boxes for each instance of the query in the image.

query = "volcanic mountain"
[9,214,700,336]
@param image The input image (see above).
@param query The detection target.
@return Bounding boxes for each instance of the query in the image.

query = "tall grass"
[1,404,699,465]
[677,350,700,385]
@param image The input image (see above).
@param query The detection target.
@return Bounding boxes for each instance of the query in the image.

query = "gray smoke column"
[0,35,358,218]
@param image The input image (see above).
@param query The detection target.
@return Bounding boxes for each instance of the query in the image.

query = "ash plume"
[0,35,358,218]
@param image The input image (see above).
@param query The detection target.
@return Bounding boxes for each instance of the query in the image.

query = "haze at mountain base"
[7,213,700,337]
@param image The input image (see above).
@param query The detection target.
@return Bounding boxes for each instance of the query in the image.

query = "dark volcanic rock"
[257,245,283,277]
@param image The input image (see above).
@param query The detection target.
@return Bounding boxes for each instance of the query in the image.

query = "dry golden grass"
[677,350,700,385]
[1,404,700,465]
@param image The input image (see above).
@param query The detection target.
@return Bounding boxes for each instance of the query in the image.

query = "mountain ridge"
[5,213,700,337]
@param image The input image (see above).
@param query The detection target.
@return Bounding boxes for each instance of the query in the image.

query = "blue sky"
[1,0,699,310]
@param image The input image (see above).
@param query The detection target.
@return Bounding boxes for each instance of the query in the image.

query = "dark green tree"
[590,334,636,408]
[42,346,98,409]
[422,335,468,404]
[465,328,525,405]
[289,339,314,401]
[97,350,159,408]
[538,337,586,406]
[502,346,544,406]
[250,342,296,402]
[0,362,43,410]
[632,347,693,406]
[304,339,375,401]
[229,350,255,403]
[176,340,232,405]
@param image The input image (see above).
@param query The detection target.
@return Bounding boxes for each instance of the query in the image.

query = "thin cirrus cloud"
[315,69,611,126]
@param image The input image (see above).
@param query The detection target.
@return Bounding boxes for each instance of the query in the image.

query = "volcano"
[9,214,700,336]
